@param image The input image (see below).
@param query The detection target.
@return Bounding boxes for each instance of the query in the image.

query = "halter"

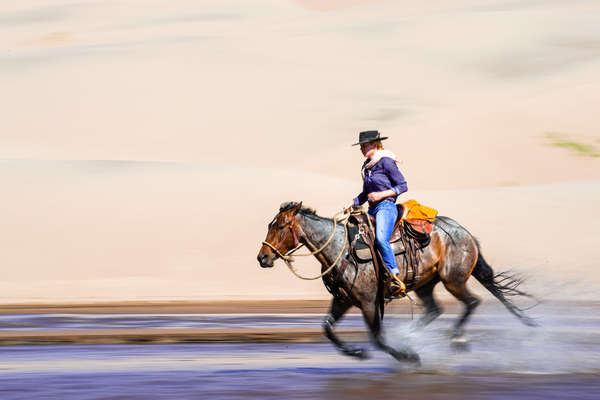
[261,210,354,280]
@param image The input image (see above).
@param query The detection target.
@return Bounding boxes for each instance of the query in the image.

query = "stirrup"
[390,275,406,297]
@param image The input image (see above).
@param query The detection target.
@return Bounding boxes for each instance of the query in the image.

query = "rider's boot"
[390,273,406,297]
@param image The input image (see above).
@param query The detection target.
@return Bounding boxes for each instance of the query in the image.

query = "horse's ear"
[292,201,303,214]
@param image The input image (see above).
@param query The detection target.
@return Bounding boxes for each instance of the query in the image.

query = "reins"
[262,209,360,280]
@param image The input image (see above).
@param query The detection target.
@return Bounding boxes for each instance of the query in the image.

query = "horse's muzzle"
[257,253,274,268]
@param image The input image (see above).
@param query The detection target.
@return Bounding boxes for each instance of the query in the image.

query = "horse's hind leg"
[414,277,443,329]
[441,280,480,339]
[323,297,368,359]
[361,301,420,365]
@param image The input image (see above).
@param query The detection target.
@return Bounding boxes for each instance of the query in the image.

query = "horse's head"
[257,201,303,268]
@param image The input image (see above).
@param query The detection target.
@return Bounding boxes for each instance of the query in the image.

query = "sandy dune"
[1,0,599,304]
[1,160,598,303]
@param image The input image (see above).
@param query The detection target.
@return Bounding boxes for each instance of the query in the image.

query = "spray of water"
[385,301,600,375]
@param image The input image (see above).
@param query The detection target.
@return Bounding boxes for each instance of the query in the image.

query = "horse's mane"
[279,201,331,221]
[279,201,317,216]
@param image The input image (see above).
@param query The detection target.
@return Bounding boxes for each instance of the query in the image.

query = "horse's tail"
[471,249,538,327]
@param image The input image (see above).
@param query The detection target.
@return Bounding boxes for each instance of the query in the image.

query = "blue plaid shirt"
[353,157,407,208]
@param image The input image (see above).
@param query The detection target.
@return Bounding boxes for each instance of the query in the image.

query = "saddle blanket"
[401,199,438,223]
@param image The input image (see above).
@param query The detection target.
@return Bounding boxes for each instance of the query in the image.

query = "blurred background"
[1,0,599,301]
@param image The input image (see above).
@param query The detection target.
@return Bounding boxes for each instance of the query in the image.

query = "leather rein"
[262,210,353,281]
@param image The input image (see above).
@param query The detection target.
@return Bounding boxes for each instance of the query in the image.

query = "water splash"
[385,302,600,375]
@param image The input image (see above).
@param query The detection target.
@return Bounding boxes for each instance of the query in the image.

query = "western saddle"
[343,202,434,295]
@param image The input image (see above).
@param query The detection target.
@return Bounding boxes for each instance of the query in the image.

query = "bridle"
[261,216,304,263]
[261,210,352,280]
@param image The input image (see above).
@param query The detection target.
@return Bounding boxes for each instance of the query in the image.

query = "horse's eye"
[277,225,286,231]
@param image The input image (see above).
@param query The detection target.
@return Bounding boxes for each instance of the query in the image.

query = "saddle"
[345,200,437,289]
[349,204,433,262]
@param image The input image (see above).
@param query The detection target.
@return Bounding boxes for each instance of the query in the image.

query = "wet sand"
[0,335,598,399]
[0,300,374,345]
[0,300,598,398]
[5,299,593,315]
[0,300,597,344]
[2,363,598,400]
[0,300,335,315]
[0,327,369,346]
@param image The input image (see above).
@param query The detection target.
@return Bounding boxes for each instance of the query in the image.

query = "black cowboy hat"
[352,130,389,146]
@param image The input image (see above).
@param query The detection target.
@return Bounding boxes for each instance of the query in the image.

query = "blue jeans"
[368,200,400,275]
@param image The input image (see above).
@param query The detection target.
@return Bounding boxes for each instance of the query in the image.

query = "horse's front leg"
[361,301,421,365]
[323,297,369,359]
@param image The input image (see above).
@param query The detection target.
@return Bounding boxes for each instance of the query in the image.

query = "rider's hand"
[343,201,354,214]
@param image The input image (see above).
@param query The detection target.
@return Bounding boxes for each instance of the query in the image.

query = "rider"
[344,130,407,296]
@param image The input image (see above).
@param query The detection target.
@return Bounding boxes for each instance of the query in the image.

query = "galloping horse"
[257,201,535,364]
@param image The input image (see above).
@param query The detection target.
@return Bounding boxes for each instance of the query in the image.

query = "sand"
[0,0,599,305]
[0,327,366,346]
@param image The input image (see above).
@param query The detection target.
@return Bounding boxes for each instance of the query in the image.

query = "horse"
[257,201,535,364]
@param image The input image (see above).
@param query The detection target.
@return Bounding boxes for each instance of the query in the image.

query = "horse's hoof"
[450,327,464,339]
[344,347,370,360]
[408,353,421,366]
[405,354,421,367]
[391,350,421,366]
[450,336,470,352]
[522,317,539,327]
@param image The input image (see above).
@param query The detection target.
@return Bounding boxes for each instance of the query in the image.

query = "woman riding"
[344,130,407,297]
